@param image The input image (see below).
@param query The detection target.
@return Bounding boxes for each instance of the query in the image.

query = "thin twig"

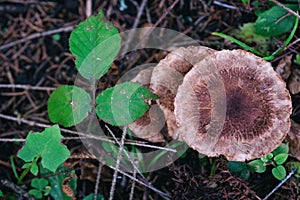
[270,0,300,20]
[86,0,92,18]
[153,0,180,28]
[123,0,148,53]
[109,126,128,200]
[0,113,176,152]
[129,169,137,200]
[105,125,146,177]
[0,25,74,51]
[94,162,103,200]
[213,1,238,10]
[109,166,171,199]
[0,84,56,91]
[263,168,298,200]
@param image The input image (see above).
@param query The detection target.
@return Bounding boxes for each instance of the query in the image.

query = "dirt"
[0,1,299,199]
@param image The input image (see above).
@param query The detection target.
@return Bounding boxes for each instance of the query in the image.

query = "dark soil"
[0,1,299,199]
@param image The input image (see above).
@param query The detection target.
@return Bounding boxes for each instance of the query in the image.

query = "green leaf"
[96,82,157,126]
[69,11,121,80]
[274,153,289,165]
[31,178,49,190]
[254,5,298,36]
[48,85,92,127]
[30,162,39,176]
[29,189,43,199]
[83,193,105,200]
[261,153,273,162]
[272,143,289,156]
[0,190,3,197]
[247,159,266,173]
[228,161,247,173]
[21,163,32,169]
[272,165,286,180]
[17,125,70,172]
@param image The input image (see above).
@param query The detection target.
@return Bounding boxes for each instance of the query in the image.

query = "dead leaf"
[288,68,300,94]
[286,120,300,161]
[276,55,292,80]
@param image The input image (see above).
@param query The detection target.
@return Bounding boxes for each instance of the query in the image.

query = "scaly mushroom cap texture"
[150,46,215,140]
[174,49,292,161]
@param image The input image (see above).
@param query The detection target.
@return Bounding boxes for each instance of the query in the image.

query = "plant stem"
[209,158,217,177]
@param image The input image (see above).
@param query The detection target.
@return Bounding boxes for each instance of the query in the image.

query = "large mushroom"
[174,50,292,161]
[150,46,215,140]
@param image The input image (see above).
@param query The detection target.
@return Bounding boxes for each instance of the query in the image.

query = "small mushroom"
[150,46,215,140]
[129,67,165,143]
[175,49,292,161]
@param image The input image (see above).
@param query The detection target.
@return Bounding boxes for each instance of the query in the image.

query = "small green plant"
[47,11,156,128]
[229,143,290,180]
[213,2,299,61]
[28,178,51,199]
[16,125,70,184]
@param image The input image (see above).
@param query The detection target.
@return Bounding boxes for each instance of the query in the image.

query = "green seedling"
[48,11,156,128]
[229,143,290,181]
[28,178,51,199]
[213,3,299,61]
[17,125,70,184]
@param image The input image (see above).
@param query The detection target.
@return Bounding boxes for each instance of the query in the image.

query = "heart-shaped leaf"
[69,11,121,80]
[48,85,92,127]
[272,165,286,180]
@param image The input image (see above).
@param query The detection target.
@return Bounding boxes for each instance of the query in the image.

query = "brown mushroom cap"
[150,46,215,140]
[129,67,165,143]
[174,49,292,161]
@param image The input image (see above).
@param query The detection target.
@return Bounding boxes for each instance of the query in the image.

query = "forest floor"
[0,0,300,199]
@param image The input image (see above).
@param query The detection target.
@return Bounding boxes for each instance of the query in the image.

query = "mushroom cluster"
[129,46,292,161]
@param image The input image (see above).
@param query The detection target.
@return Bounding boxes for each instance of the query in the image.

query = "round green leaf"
[254,5,298,36]
[48,85,92,127]
[247,159,266,173]
[69,11,121,80]
[272,165,286,180]
[274,153,289,165]
[96,82,157,126]
[228,161,247,173]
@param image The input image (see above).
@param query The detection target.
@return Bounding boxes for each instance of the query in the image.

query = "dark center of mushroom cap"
[220,68,274,140]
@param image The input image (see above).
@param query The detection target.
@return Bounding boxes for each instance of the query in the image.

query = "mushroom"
[128,67,165,143]
[150,46,215,140]
[174,49,292,161]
